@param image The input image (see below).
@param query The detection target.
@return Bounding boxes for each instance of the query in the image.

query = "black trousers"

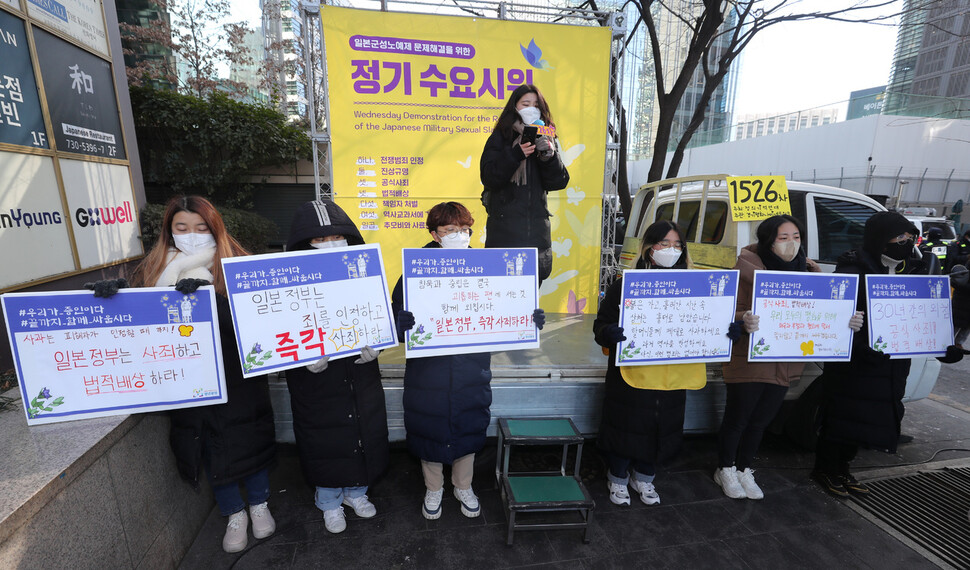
[718,382,787,470]
[814,435,859,475]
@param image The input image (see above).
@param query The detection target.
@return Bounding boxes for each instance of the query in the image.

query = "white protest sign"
[2,287,227,426]
[748,270,859,362]
[222,244,397,377]
[866,274,952,359]
[402,247,539,358]
[616,269,738,366]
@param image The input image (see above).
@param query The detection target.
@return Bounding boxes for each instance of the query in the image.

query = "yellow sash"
[619,362,707,391]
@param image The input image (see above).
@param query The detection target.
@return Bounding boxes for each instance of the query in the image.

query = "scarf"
[154,248,216,287]
[761,249,808,272]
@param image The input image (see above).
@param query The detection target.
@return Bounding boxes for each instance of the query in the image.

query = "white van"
[619,175,941,444]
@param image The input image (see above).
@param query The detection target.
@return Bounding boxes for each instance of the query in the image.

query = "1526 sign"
[728,175,791,221]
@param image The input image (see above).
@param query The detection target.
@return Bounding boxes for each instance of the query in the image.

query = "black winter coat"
[392,242,492,464]
[593,276,687,465]
[282,199,390,488]
[285,359,389,488]
[951,265,970,329]
[169,294,276,487]
[480,128,569,250]
[819,248,939,453]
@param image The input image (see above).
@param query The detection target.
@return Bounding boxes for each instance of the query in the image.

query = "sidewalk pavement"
[179,399,970,569]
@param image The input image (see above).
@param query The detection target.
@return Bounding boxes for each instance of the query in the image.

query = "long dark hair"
[639,220,690,268]
[132,195,247,294]
[494,84,556,139]
[755,215,804,261]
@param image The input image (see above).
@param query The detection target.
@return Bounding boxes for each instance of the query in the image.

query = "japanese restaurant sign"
[865,274,952,359]
[222,245,397,377]
[401,247,539,358]
[2,287,227,426]
[616,270,738,366]
[748,270,859,362]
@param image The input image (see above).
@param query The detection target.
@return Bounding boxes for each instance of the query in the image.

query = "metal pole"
[302,1,322,200]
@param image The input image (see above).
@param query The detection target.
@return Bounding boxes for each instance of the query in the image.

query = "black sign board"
[33,27,125,159]
[0,10,50,148]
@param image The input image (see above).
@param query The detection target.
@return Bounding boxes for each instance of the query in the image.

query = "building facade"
[885,0,970,117]
[733,108,840,140]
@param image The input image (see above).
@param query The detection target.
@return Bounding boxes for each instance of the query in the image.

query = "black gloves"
[175,278,210,295]
[397,310,415,342]
[84,278,129,298]
[938,344,964,364]
[601,324,626,345]
[533,309,546,330]
[726,320,744,342]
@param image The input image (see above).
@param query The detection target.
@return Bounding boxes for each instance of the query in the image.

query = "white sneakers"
[249,502,276,539]
[222,510,249,553]
[629,478,661,505]
[714,466,748,499]
[223,503,277,553]
[736,468,764,500]
[423,488,444,520]
[453,487,481,518]
[608,481,632,505]
[323,506,347,533]
[423,487,480,519]
[342,495,377,518]
[324,495,377,533]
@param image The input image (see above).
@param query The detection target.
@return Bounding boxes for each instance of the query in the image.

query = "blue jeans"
[314,485,368,511]
[211,468,271,516]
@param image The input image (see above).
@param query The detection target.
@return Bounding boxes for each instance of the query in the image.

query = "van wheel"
[783,378,824,451]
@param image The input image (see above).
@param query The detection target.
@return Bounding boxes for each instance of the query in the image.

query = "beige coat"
[721,244,821,386]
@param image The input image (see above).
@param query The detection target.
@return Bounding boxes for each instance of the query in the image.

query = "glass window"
[921,221,956,239]
[655,200,728,244]
[813,197,880,263]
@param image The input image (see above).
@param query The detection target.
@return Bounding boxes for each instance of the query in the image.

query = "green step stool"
[495,417,595,545]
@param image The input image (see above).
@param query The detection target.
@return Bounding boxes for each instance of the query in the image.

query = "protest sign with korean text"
[865,274,952,359]
[2,287,226,426]
[402,247,539,358]
[748,270,859,362]
[223,244,397,377]
[727,176,791,221]
[616,270,738,366]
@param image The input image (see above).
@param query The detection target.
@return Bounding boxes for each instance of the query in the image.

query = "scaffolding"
[300,0,627,296]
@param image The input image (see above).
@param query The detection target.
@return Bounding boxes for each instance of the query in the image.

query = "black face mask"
[883,239,914,261]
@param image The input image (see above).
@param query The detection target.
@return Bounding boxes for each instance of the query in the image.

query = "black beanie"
[863,212,918,257]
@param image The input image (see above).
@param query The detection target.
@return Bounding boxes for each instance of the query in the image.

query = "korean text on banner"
[865,274,952,359]
[402,247,539,358]
[1,287,226,426]
[222,244,397,377]
[321,6,611,315]
[616,269,738,366]
[748,270,859,362]
[727,176,791,222]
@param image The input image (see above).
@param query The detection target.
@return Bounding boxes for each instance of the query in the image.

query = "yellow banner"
[321,7,611,313]
[727,175,792,221]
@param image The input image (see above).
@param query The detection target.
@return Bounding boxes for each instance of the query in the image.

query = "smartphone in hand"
[522,125,538,145]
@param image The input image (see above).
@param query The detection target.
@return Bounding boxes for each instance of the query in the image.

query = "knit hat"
[863,211,918,257]
[286,200,365,251]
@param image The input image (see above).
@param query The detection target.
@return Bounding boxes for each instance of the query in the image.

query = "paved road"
[179,360,970,569]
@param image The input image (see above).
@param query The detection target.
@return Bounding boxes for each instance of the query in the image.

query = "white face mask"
[517,106,541,125]
[772,240,801,262]
[650,247,681,268]
[439,232,471,249]
[172,232,216,255]
[311,239,348,250]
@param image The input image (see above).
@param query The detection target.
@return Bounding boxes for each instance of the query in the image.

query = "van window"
[920,221,956,240]
[655,200,728,244]
[814,197,880,263]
